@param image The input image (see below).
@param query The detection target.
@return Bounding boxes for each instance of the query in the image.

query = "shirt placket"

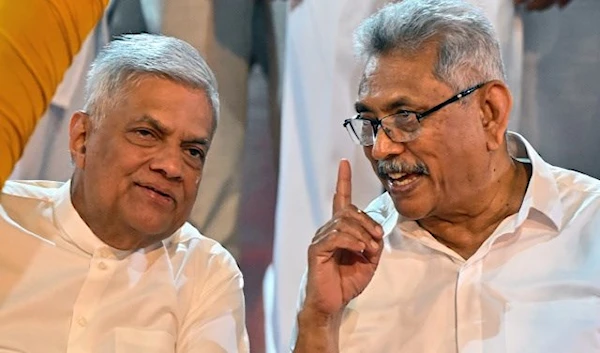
[455,259,484,353]
[66,247,118,353]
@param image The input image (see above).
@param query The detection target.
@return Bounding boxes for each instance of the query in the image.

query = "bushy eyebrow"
[135,115,170,134]
[133,115,210,146]
[354,101,370,114]
[355,97,413,115]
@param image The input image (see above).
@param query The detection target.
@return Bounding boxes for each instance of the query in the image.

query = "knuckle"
[315,223,329,236]
[343,204,358,213]
[311,226,341,245]
[331,216,350,228]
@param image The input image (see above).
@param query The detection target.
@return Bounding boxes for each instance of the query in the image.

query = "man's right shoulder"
[1,180,64,202]
[0,180,64,243]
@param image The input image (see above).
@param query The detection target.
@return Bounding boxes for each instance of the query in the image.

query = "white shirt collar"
[51,180,185,258]
[508,132,563,230]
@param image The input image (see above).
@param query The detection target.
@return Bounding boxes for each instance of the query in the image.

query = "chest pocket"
[114,327,175,353]
[504,299,600,353]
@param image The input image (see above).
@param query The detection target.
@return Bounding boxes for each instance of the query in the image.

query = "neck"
[418,158,531,259]
[70,174,143,250]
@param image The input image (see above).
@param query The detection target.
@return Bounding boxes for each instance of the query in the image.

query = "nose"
[370,129,406,161]
[149,145,184,181]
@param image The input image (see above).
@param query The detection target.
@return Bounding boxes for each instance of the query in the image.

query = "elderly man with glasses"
[292,1,600,352]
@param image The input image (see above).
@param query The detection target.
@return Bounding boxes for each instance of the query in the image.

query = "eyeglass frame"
[343,82,486,146]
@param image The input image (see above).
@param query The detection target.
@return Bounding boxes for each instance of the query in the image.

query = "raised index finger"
[332,159,352,215]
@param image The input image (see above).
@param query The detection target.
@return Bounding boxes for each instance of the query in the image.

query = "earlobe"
[480,81,512,151]
[69,111,91,169]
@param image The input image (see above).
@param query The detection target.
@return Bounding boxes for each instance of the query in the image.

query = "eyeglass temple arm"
[415,82,485,121]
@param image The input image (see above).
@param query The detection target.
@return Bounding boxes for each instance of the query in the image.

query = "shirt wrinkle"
[0,179,248,352]
[294,132,600,352]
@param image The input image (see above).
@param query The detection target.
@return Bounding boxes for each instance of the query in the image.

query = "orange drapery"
[0,0,109,187]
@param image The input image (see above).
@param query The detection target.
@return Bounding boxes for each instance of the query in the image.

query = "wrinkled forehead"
[357,52,441,105]
[102,77,215,132]
[358,45,440,99]
[114,73,217,119]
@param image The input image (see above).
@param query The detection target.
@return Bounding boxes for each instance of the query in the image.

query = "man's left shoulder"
[550,167,600,226]
[553,166,600,195]
[169,223,239,273]
[552,167,600,210]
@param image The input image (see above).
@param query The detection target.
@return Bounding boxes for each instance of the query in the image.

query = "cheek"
[108,144,153,174]
[429,113,487,160]
[410,136,465,186]
[84,148,150,202]
[182,171,202,205]
[432,140,489,190]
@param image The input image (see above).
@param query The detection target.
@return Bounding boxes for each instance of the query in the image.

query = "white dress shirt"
[0,180,249,353]
[293,132,600,352]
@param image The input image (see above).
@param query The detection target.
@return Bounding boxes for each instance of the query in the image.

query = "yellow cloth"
[0,0,108,188]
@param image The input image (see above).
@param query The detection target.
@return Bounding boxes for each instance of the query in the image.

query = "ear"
[69,111,92,169]
[478,80,512,151]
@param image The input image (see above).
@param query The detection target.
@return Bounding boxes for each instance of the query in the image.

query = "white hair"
[354,0,506,90]
[83,33,219,126]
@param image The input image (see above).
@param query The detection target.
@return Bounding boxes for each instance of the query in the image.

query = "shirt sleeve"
[0,0,108,187]
[177,246,250,353]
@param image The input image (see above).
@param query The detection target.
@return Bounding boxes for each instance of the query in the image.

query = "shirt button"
[77,317,87,327]
[98,262,107,270]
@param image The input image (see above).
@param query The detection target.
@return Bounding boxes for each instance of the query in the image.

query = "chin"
[390,197,432,221]
[128,217,177,238]
[126,202,181,225]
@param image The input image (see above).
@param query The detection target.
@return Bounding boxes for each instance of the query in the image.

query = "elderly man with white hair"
[0,34,248,353]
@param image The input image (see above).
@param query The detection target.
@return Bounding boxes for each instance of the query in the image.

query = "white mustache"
[377,160,429,178]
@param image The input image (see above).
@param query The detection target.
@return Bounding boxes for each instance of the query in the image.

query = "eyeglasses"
[343,82,486,146]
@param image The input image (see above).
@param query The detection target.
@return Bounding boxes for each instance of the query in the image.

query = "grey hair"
[83,33,219,126]
[354,0,506,90]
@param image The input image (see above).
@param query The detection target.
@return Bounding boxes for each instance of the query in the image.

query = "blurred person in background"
[517,0,600,177]
[160,0,283,259]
